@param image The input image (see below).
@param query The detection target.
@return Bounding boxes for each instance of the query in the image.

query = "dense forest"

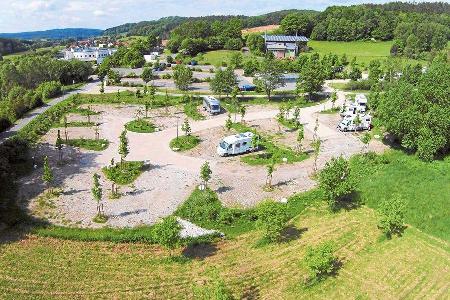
[0,38,30,56]
[103,10,318,38]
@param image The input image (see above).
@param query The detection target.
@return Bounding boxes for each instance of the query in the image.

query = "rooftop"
[262,35,309,43]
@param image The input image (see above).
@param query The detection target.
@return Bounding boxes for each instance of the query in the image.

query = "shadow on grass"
[303,259,343,288]
[241,284,260,300]
[182,242,218,260]
[279,225,308,243]
[333,191,363,212]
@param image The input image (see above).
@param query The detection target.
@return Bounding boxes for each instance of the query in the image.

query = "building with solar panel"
[262,34,309,59]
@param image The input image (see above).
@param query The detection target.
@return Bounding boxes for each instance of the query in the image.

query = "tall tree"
[173,64,193,91]
[298,54,325,99]
[254,57,285,101]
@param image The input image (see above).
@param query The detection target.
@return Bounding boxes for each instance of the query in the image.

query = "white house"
[262,34,309,59]
[64,47,117,64]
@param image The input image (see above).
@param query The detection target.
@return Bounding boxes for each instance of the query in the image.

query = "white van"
[338,114,372,132]
[203,96,221,115]
[217,132,255,156]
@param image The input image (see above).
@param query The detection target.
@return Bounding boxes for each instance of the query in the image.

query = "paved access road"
[0,80,100,142]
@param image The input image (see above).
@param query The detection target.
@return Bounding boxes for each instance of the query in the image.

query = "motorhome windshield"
[219,141,228,149]
[211,105,219,110]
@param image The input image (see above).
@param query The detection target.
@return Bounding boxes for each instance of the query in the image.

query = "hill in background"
[0,28,103,40]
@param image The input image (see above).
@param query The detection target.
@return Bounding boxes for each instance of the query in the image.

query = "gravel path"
[18,80,385,228]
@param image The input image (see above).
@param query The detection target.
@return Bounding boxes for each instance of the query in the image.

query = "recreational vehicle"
[203,96,221,115]
[355,94,368,112]
[338,114,372,132]
[217,132,255,156]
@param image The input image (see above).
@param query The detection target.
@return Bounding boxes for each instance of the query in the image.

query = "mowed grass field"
[0,203,448,299]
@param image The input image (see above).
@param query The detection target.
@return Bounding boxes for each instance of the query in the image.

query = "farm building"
[262,34,308,59]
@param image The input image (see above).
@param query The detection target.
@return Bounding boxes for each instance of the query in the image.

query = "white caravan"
[217,132,255,156]
[340,94,368,117]
[355,94,368,112]
[338,114,372,132]
[203,96,221,115]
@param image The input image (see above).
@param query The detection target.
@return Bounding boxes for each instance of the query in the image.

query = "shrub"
[151,216,182,252]
[176,188,222,223]
[170,135,200,151]
[303,241,337,280]
[318,156,355,211]
[183,101,205,121]
[125,119,156,133]
[255,200,288,242]
[102,161,144,185]
[35,81,62,100]
[378,195,406,238]
[64,138,109,151]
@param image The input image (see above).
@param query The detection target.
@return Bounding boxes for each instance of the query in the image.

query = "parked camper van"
[355,94,368,112]
[338,114,372,132]
[203,96,221,115]
[217,132,255,156]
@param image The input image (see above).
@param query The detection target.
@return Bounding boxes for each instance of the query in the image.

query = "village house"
[262,34,308,59]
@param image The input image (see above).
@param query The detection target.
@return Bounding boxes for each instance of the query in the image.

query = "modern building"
[262,34,309,59]
[64,47,117,64]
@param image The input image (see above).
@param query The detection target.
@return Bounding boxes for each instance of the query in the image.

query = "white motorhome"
[203,96,221,115]
[217,132,255,156]
[355,94,368,112]
[338,114,372,132]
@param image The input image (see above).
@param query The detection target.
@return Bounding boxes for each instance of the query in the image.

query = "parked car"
[217,132,255,156]
[203,96,221,115]
[239,84,256,91]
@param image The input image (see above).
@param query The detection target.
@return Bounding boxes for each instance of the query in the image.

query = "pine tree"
[42,156,54,192]
[118,130,129,164]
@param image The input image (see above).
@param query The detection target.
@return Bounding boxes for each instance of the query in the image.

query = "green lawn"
[102,161,145,185]
[125,119,156,133]
[170,135,200,151]
[307,40,426,66]
[197,50,241,67]
[64,138,109,151]
[351,150,450,242]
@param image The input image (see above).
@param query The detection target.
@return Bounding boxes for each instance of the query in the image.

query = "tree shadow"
[241,284,260,300]
[216,186,233,194]
[333,191,363,212]
[182,242,218,260]
[279,225,308,243]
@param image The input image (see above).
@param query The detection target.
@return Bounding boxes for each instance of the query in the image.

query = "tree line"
[0,54,92,131]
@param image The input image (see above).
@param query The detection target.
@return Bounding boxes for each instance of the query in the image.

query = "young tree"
[92,173,103,216]
[230,86,240,122]
[330,92,337,109]
[378,196,406,238]
[173,64,193,91]
[293,106,301,124]
[303,241,337,280]
[254,57,285,101]
[311,138,321,173]
[164,89,170,115]
[200,161,212,188]
[42,156,54,192]
[229,52,243,68]
[152,216,182,256]
[265,163,275,188]
[251,134,260,151]
[55,129,63,162]
[144,101,151,118]
[118,130,129,164]
[318,156,355,211]
[86,105,91,123]
[225,113,233,131]
[353,114,361,132]
[256,200,288,242]
[116,89,121,102]
[240,105,246,123]
[63,115,68,141]
[143,84,148,96]
[100,80,105,94]
[181,118,191,136]
[297,126,304,153]
[141,67,153,84]
[361,133,371,153]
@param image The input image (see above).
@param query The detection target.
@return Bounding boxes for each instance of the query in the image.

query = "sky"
[0,0,441,33]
